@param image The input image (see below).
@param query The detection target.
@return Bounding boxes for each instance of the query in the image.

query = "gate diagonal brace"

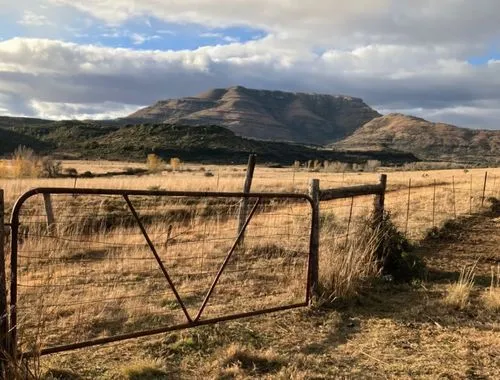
[123,195,192,323]
[194,198,261,322]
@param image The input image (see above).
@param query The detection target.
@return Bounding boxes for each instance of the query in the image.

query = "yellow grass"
[444,264,476,309]
[481,265,500,312]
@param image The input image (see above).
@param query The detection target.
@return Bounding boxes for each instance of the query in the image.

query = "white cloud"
[29,100,142,120]
[2,1,500,127]
[18,10,53,26]
[200,32,223,39]
[1,37,500,127]
[130,33,160,45]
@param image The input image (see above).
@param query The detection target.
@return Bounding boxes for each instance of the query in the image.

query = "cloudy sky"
[1,0,499,129]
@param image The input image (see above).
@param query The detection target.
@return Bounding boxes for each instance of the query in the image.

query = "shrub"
[64,168,78,177]
[41,157,62,178]
[375,212,426,282]
[146,153,165,173]
[11,145,41,178]
[170,157,182,171]
[204,171,215,177]
[80,171,94,178]
[366,159,381,172]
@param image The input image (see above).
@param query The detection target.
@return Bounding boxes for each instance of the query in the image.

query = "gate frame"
[7,187,317,358]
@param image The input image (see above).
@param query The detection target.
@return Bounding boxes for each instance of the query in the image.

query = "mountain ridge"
[124,86,381,144]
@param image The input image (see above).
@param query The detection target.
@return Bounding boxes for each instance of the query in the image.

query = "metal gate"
[5,188,315,357]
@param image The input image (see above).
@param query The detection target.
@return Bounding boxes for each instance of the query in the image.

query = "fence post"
[481,171,488,207]
[404,178,411,235]
[308,179,320,300]
[432,180,436,227]
[469,174,473,214]
[0,190,8,376]
[373,174,387,227]
[237,154,257,243]
[452,176,457,218]
[43,193,55,232]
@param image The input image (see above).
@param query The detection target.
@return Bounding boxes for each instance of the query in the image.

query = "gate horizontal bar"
[22,302,307,358]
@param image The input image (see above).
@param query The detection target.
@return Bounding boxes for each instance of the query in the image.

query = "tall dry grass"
[444,264,476,310]
[481,265,500,312]
[319,220,381,302]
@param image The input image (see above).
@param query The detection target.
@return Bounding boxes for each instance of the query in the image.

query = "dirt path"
[41,214,500,379]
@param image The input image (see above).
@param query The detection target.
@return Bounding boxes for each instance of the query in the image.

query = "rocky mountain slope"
[125,86,381,144]
[334,114,500,163]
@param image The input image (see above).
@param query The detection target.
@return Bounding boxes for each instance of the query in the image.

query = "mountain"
[124,86,381,144]
[333,114,500,163]
[0,119,416,165]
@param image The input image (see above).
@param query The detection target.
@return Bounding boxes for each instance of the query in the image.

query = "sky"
[0,0,500,129]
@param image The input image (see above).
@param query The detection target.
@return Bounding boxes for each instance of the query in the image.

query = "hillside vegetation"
[0,121,416,165]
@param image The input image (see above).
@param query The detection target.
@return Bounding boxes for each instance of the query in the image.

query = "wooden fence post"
[0,190,8,375]
[373,174,387,227]
[432,179,436,227]
[237,154,257,244]
[43,193,55,232]
[469,174,473,214]
[481,171,488,207]
[308,179,320,300]
[452,176,457,218]
[404,179,411,235]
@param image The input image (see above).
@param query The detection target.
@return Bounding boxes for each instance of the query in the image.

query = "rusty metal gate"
[4,188,315,358]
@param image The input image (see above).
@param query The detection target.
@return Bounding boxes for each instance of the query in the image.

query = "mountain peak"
[125,86,381,144]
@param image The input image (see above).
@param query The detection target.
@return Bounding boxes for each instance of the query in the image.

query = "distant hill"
[0,119,416,165]
[334,114,500,163]
[124,86,381,145]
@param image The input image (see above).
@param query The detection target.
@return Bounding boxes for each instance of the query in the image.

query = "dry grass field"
[0,161,499,379]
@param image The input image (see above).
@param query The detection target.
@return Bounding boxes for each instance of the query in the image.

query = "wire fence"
[8,190,313,356]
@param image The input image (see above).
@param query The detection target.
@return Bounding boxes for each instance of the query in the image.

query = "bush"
[64,168,78,177]
[41,157,62,178]
[11,145,41,178]
[147,153,166,173]
[80,171,94,178]
[375,212,426,282]
[366,159,381,172]
[170,157,182,171]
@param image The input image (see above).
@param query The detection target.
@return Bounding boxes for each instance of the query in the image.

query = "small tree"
[146,153,165,173]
